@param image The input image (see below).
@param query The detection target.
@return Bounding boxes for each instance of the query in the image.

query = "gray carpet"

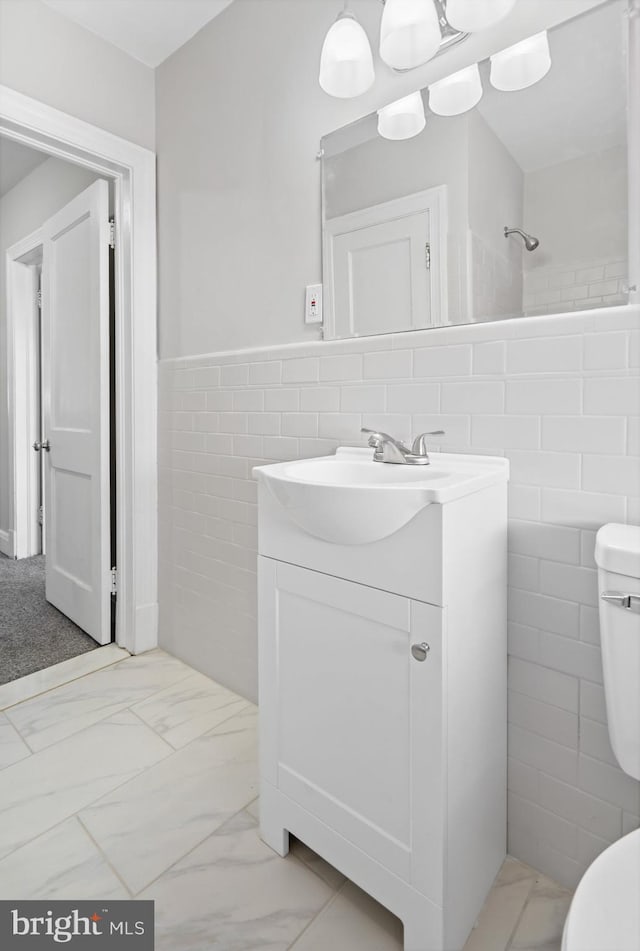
[0,555,98,685]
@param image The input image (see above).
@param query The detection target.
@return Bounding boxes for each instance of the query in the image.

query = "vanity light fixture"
[429,62,483,115]
[490,30,551,91]
[379,0,443,70]
[446,0,516,33]
[318,7,375,98]
[319,0,521,99]
[377,91,427,139]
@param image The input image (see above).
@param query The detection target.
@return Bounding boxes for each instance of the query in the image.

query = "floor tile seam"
[4,698,135,753]
[4,693,179,757]
[0,652,130,713]
[284,877,345,949]
[504,876,538,951]
[74,814,135,899]
[139,696,256,751]
[6,655,215,753]
[0,740,175,869]
[0,738,32,770]
[128,803,270,897]
[5,654,200,734]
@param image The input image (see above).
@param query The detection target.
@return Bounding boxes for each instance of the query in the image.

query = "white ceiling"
[0,139,49,197]
[41,0,234,67]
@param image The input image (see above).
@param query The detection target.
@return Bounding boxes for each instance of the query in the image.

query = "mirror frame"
[321,0,640,340]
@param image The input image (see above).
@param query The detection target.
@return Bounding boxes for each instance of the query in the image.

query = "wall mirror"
[321,1,630,339]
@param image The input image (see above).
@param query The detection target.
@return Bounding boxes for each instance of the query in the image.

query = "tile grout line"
[3,655,201,751]
[504,875,537,951]
[129,802,264,897]
[0,652,130,713]
[75,814,135,899]
[286,881,347,950]
[0,710,179,867]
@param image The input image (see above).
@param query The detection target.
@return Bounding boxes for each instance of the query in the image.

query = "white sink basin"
[254,448,508,545]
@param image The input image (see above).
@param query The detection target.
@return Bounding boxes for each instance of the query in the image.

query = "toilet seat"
[562,829,640,951]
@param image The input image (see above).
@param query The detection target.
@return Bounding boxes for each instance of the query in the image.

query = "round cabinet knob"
[411,642,430,662]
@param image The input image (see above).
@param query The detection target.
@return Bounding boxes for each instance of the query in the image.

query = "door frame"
[1,85,157,655]
[322,185,449,339]
[5,232,43,561]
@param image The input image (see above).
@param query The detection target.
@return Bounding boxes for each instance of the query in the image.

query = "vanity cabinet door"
[258,557,444,903]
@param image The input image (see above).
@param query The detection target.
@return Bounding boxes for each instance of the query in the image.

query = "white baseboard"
[0,529,14,558]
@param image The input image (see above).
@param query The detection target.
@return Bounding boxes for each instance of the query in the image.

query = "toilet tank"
[595,524,640,782]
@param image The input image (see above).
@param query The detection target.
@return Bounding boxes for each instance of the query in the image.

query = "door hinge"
[110,566,118,596]
[38,505,43,526]
[425,242,431,270]
[108,218,116,251]
[36,289,42,310]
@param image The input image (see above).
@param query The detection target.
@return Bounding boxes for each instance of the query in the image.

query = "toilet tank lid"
[595,523,640,577]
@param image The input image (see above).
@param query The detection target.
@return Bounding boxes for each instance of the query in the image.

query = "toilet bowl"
[562,524,640,951]
[561,827,640,951]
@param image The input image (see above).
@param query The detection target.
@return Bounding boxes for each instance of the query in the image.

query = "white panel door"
[259,557,444,903]
[41,180,111,644]
[324,186,447,339]
[333,212,430,337]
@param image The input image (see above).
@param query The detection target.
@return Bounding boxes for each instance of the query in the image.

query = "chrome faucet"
[361,428,445,465]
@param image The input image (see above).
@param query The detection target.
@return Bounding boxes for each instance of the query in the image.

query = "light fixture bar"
[378,0,469,73]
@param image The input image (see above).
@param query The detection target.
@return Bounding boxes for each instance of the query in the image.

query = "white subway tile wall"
[158,308,640,890]
[523,258,628,316]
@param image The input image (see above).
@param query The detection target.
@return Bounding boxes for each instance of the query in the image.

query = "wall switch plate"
[305,284,323,324]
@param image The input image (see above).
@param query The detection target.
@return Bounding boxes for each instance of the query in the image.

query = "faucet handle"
[411,431,445,455]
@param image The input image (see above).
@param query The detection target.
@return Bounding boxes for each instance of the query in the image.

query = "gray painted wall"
[0,0,155,150]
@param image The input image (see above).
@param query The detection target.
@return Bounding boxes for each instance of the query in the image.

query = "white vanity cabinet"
[254,449,508,951]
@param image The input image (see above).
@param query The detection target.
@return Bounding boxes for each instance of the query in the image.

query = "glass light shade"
[319,12,375,98]
[378,92,426,140]
[445,0,517,33]
[490,31,551,91]
[379,0,442,71]
[429,64,483,116]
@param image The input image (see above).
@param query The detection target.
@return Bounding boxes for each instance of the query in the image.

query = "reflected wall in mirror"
[321,1,629,339]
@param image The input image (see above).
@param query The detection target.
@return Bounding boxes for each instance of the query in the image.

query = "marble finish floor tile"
[141,810,334,951]
[464,858,536,951]
[290,838,347,891]
[290,881,403,951]
[79,707,259,893]
[0,644,129,711]
[0,712,31,768]
[0,817,128,900]
[509,874,573,951]
[0,710,171,860]
[6,650,193,751]
[132,670,251,749]
[0,650,573,951]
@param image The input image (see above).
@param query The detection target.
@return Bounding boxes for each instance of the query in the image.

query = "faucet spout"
[361,427,446,465]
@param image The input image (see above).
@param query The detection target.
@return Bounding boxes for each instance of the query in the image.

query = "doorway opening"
[1,139,119,683]
[0,86,157,690]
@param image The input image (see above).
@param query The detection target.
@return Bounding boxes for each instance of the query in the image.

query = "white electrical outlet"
[305,284,323,324]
